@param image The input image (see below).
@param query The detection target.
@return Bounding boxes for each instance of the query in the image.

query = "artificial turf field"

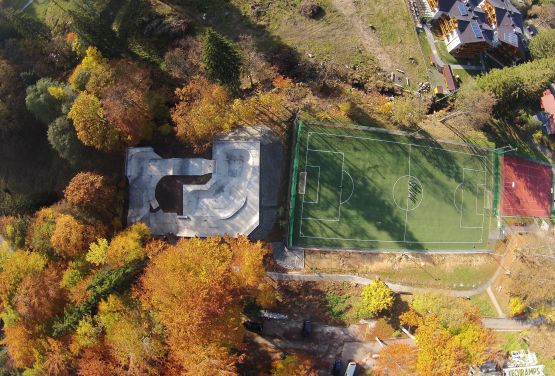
[289,123,494,251]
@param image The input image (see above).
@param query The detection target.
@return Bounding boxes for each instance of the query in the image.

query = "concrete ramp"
[125,128,261,237]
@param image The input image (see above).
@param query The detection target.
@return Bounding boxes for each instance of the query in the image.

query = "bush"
[510,297,526,316]
[356,279,394,319]
[325,291,350,321]
[299,1,323,19]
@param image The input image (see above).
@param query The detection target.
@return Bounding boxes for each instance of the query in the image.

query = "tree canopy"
[201,29,242,92]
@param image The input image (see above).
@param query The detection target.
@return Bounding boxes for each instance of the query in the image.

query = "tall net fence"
[288,120,303,247]
[492,151,501,217]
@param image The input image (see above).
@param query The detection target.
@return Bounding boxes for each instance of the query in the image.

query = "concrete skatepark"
[126,128,261,237]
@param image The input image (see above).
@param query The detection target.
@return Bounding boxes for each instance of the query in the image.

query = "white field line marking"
[403,145,412,241]
[340,170,355,205]
[300,147,344,223]
[459,167,487,230]
[299,131,488,244]
[307,131,488,158]
[303,165,321,204]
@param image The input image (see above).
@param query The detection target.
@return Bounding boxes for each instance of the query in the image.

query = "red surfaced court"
[501,156,552,217]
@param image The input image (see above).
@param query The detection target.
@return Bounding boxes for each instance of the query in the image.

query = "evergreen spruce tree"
[201,29,242,93]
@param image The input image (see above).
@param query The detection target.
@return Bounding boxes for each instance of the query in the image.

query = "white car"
[345,362,357,376]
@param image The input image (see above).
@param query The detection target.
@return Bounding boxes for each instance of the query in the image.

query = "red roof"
[540,89,555,133]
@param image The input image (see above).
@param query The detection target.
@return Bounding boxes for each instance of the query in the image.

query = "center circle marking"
[392,175,424,211]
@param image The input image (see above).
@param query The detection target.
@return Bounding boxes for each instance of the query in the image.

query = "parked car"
[331,359,343,376]
[243,321,263,333]
[345,362,357,376]
[301,319,312,337]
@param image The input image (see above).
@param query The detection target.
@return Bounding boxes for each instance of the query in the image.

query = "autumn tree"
[101,60,153,146]
[25,207,59,254]
[403,294,494,375]
[415,315,467,376]
[271,355,317,376]
[409,293,481,331]
[50,214,98,259]
[529,3,555,28]
[172,77,231,152]
[1,322,39,368]
[68,92,120,151]
[105,223,151,268]
[98,295,165,373]
[77,346,121,376]
[15,265,66,324]
[64,172,116,218]
[163,37,202,82]
[0,249,47,309]
[508,234,555,308]
[356,279,394,318]
[140,236,271,373]
[452,80,496,129]
[86,238,109,266]
[42,337,73,376]
[202,29,242,92]
[374,343,417,376]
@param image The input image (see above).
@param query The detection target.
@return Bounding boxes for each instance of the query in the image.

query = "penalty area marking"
[298,131,488,244]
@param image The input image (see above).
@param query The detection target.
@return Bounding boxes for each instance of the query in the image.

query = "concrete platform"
[125,128,260,237]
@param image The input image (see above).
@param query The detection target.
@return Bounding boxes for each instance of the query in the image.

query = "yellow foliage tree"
[50,215,98,259]
[172,77,231,152]
[105,223,150,268]
[69,47,107,91]
[67,92,120,151]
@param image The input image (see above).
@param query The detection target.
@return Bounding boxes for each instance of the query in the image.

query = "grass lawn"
[373,262,497,290]
[417,31,433,67]
[485,119,552,163]
[435,39,481,66]
[470,291,497,317]
[452,68,482,85]
[291,121,494,251]
[354,0,428,82]
[495,331,528,353]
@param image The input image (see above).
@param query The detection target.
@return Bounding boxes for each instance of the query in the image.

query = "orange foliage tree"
[171,77,230,152]
[15,265,66,324]
[64,172,116,218]
[102,60,153,146]
[140,236,271,374]
[374,343,417,376]
[1,323,39,368]
[50,214,98,259]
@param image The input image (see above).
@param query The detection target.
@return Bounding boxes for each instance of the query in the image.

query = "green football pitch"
[289,123,494,251]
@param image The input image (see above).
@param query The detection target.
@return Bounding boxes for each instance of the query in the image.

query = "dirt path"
[330,0,398,73]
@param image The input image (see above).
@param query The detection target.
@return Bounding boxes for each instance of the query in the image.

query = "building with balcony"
[426,0,525,63]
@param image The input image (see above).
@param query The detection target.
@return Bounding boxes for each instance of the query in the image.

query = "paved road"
[482,318,532,331]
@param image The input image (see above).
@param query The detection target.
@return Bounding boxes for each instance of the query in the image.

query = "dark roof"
[443,64,458,91]
[436,0,524,51]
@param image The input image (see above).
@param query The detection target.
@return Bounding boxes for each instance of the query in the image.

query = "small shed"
[442,64,458,93]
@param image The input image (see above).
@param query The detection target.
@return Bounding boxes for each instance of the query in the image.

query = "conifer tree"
[201,29,242,93]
